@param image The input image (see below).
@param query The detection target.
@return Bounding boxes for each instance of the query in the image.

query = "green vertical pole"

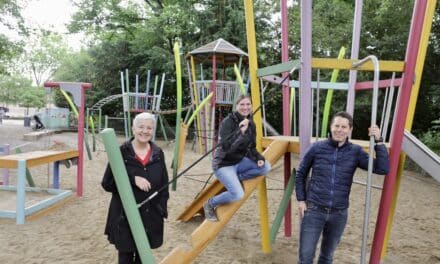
[100,128,155,264]
[270,168,296,243]
[98,109,102,132]
[86,108,90,132]
[84,129,92,160]
[89,116,96,152]
[290,89,296,136]
[158,115,168,142]
[15,148,35,187]
[320,47,345,137]
[172,41,183,191]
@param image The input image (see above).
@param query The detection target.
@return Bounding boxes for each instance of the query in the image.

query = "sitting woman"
[101,112,169,264]
[33,115,45,130]
[203,94,271,221]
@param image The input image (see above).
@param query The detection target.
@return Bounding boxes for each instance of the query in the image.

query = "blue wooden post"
[53,161,60,189]
[135,74,139,109]
[145,70,151,111]
[16,159,26,224]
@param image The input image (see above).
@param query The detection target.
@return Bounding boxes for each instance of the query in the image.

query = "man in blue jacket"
[295,111,389,264]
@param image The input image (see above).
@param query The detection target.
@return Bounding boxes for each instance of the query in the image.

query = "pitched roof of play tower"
[187,38,248,65]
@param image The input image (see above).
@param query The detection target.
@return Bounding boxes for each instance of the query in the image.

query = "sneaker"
[203,201,218,222]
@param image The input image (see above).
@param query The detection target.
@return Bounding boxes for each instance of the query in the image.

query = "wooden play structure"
[88,69,173,142]
[99,0,440,263]
[0,82,91,224]
[187,38,249,153]
[163,1,440,263]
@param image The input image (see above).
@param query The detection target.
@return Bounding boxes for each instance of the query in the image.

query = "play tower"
[186,38,249,153]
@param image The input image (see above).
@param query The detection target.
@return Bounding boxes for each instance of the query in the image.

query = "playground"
[1,1,440,263]
[0,118,439,263]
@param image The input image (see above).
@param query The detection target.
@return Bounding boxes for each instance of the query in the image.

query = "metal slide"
[160,140,289,264]
[402,130,440,182]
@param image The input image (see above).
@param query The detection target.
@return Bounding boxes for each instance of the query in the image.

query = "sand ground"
[0,121,439,264]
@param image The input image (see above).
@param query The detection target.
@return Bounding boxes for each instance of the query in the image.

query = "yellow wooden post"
[190,56,204,154]
[244,0,271,253]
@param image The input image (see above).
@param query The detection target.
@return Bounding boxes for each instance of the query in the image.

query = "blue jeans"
[298,203,348,264]
[210,157,271,207]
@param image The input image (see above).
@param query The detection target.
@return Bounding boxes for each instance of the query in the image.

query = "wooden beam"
[261,136,389,153]
[257,58,405,78]
[312,58,405,72]
[257,60,300,77]
[0,150,79,169]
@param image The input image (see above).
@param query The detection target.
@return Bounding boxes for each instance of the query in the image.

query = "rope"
[194,172,215,200]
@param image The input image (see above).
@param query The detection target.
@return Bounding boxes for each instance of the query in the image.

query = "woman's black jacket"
[101,139,169,251]
[212,111,265,170]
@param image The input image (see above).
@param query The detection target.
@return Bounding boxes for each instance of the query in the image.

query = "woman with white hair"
[102,112,169,264]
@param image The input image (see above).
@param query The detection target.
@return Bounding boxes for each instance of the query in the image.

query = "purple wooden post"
[280,0,292,237]
[1,144,10,185]
[299,0,313,157]
[346,0,364,116]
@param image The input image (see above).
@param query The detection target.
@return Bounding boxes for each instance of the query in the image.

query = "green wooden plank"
[257,60,300,77]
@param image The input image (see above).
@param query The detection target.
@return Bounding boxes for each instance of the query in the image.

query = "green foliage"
[61,0,279,119]
[361,0,413,59]
[18,87,47,115]
[0,74,33,105]
[0,0,25,74]
[19,30,71,86]
[413,7,440,135]
[419,119,440,155]
[68,0,146,38]
[419,130,440,155]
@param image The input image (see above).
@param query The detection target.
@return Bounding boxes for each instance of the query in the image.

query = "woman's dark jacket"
[212,111,265,170]
[102,139,169,251]
[295,138,389,209]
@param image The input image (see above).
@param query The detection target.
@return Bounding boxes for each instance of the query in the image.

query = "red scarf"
[135,147,152,166]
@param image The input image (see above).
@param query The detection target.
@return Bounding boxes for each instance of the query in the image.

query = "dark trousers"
[298,203,348,264]
[118,251,141,264]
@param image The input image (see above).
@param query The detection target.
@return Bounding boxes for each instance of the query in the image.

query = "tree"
[0,74,33,106]
[0,0,25,74]
[15,30,71,86]
[19,87,47,116]
[65,0,278,116]
[413,9,440,136]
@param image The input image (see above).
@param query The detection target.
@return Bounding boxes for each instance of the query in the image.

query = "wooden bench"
[0,150,79,224]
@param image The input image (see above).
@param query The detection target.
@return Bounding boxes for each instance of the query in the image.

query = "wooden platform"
[261,136,390,154]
